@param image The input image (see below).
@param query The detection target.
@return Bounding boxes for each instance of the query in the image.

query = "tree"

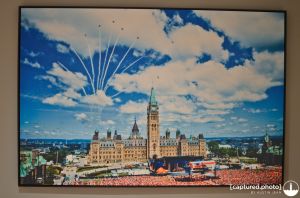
[207,141,219,155]
[44,166,62,185]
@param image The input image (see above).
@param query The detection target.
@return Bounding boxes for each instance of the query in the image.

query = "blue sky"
[20,8,285,139]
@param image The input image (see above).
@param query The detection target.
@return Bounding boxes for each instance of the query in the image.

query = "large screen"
[19,7,285,187]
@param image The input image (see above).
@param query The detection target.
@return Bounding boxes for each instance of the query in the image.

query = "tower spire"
[133,117,138,131]
[149,87,157,105]
[147,87,160,159]
[131,116,139,139]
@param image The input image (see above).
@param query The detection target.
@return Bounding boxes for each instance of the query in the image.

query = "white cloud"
[160,113,180,122]
[111,54,119,63]
[216,123,226,128]
[42,93,77,107]
[135,116,148,127]
[267,124,275,128]
[205,109,230,115]
[243,107,279,114]
[160,112,224,124]
[47,62,88,90]
[194,11,284,49]
[101,120,115,125]
[28,51,41,57]
[56,43,70,53]
[81,90,113,106]
[22,8,228,61]
[133,49,144,57]
[38,62,113,108]
[23,58,41,68]
[114,98,121,103]
[159,95,195,114]
[241,129,250,133]
[191,116,224,123]
[35,75,65,89]
[248,51,284,83]
[74,113,88,121]
[169,23,228,61]
[238,118,247,123]
[111,51,282,106]
[21,9,285,133]
[119,100,147,114]
[64,88,82,99]
[21,94,43,101]
[21,9,170,57]
[269,127,277,132]
[202,102,236,110]
[173,14,183,25]
[247,108,263,114]
[111,49,283,124]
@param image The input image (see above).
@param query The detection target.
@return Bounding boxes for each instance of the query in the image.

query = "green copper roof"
[20,164,28,178]
[19,151,47,177]
[266,146,283,155]
[34,155,47,166]
[149,87,157,105]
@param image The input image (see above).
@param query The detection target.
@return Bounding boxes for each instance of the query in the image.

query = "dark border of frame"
[17,6,287,188]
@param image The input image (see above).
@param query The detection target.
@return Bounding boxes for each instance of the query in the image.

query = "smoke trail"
[99,34,111,90]
[101,35,120,91]
[120,56,145,74]
[103,40,136,92]
[104,56,145,93]
[96,25,102,91]
[57,62,87,97]
[111,91,123,98]
[84,34,96,89]
[70,47,96,95]
[58,62,87,96]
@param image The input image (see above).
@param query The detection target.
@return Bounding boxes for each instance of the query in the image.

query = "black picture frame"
[18,6,286,187]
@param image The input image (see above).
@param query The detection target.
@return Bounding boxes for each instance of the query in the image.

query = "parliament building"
[87,88,207,165]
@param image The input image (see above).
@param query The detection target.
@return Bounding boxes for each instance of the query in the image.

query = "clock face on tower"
[151,106,158,111]
[147,88,160,158]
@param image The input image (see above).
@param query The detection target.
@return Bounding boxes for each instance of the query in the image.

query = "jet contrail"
[101,35,120,91]
[111,91,123,98]
[57,62,87,96]
[84,34,95,88]
[70,47,96,95]
[104,55,145,93]
[103,40,136,92]
[120,55,145,74]
[99,34,111,90]
[96,25,102,91]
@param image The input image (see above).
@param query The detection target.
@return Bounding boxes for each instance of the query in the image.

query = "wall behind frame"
[0,0,299,198]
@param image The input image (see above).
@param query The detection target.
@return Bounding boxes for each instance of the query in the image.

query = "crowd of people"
[212,168,282,185]
[71,175,173,186]
[68,167,282,186]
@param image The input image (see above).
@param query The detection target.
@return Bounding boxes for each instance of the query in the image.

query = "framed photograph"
[19,7,286,187]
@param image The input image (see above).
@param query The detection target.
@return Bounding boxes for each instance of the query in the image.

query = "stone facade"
[87,88,206,165]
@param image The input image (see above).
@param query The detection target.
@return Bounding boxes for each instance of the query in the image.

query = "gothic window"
[153,143,156,150]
